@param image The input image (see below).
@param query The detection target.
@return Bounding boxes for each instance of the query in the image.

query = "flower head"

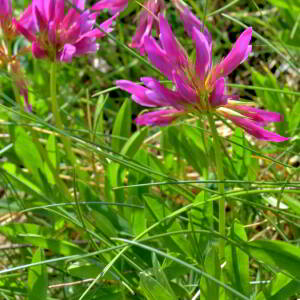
[117,14,288,142]
[15,0,116,62]
[129,0,165,55]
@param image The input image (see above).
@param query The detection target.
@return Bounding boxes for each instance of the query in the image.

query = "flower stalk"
[50,61,76,167]
[207,112,225,260]
[50,61,61,129]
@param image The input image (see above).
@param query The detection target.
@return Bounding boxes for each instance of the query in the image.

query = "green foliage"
[28,249,48,300]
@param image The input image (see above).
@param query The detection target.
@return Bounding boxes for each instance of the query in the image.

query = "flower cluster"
[14,0,117,63]
[0,0,118,110]
[117,14,288,142]
[129,0,165,55]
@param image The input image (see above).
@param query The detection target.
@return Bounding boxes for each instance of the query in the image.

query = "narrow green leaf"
[44,134,57,184]
[68,263,115,281]
[180,133,207,174]
[2,163,42,195]
[226,221,250,297]
[132,202,146,235]
[9,234,84,256]
[14,127,44,184]
[200,246,221,300]
[144,194,191,256]
[189,191,213,254]
[289,100,300,135]
[267,0,300,9]
[140,273,177,300]
[111,99,131,153]
[244,240,300,278]
[90,210,117,237]
[28,248,48,300]
[152,254,177,299]
[109,127,148,203]
[0,223,49,237]
[256,272,300,300]
[121,127,148,157]
[93,95,107,134]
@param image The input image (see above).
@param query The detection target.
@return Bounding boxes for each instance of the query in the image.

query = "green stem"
[50,61,76,166]
[207,112,225,261]
[50,62,62,130]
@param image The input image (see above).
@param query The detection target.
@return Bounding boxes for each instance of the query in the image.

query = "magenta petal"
[33,5,48,32]
[241,45,252,64]
[18,5,34,31]
[47,0,55,22]
[63,23,81,44]
[33,0,54,22]
[73,0,85,10]
[91,13,118,39]
[0,0,12,17]
[215,27,252,78]
[92,0,111,10]
[77,10,94,34]
[172,71,198,103]
[234,106,283,126]
[130,0,164,55]
[61,8,77,29]
[159,14,187,69]
[92,0,128,14]
[181,7,212,46]
[210,78,227,106]
[100,12,118,32]
[144,36,172,80]
[141,77,183,109]
[130,12,153,55]
[192,27,211,80]
[54,0,64,23]
[32,42,47,59]
[117,80,162,107]
[229,116,289,142]
[159,14,179,56]
[14,20,36,42]
[73,37,99,55]
[48,21,56,45]
[59,44,76,62]
[135,109,181,126]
